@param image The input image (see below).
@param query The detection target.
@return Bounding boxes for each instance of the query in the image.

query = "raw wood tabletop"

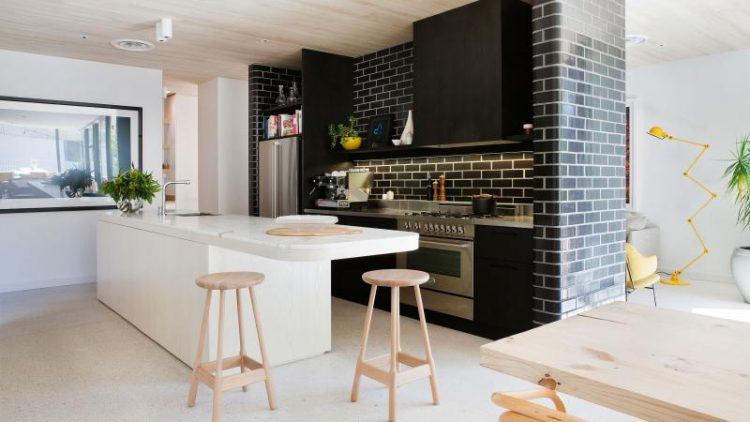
[480,302,750,421]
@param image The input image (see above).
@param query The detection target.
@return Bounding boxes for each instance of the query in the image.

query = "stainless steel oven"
[396,217,475,320]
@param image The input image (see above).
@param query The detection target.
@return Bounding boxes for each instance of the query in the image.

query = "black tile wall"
[353,152,533,202]
[531,0,627,324]
[353,42,414,139]
[249,65,302,215]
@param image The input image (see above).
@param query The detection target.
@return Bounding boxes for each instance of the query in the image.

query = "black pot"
[472,194,496,215]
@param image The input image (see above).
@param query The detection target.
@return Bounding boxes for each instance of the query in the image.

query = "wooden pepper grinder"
[432,180,439,201]
[438,175,446,201]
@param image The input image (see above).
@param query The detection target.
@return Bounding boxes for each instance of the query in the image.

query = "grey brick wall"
[531,0,627,324]
[353,152,533,202]
[249,65,302,215]
[353,42,414,140]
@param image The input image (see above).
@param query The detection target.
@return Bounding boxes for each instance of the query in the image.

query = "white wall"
[0,49,163,292]
[628,48,750,283]
[174,93,199,210]
[198,77,249,215]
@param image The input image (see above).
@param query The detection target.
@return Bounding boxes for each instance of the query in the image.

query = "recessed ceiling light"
[260,38,270,43]
[625,34,648,45]
[81,34,89,40]
[110,38,155,52]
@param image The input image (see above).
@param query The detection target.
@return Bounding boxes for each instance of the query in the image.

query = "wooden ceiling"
[2,1,749,82]
[0,0,475,82]
[626,0,750,68]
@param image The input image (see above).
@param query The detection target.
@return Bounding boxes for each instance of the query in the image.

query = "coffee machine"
[310,173,349,209]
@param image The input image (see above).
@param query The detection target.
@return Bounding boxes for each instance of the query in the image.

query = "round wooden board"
[266,226,363,236]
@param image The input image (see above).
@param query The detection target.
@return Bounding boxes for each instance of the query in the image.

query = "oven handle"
[419,239,473,249]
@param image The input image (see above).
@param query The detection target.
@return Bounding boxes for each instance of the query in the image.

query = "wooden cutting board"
[266,226,362,236]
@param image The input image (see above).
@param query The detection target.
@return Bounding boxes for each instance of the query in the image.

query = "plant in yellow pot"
[328,115,362,150]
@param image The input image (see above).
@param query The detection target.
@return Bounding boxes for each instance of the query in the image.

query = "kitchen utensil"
[472,194,497,215]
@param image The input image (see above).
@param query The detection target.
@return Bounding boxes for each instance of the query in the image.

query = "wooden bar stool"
[187,272,276,422]
[492,377,585,422]
[351,269,439,421]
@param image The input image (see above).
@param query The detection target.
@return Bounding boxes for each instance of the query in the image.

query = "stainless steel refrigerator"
[259,136,299,218]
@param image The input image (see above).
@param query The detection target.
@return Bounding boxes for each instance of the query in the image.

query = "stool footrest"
[359,352,431,387]
[196,354,268,392]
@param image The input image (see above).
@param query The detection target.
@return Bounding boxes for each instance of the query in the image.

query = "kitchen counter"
[96,211,417,368]
[99,211,418,261]
[304,207,534,229]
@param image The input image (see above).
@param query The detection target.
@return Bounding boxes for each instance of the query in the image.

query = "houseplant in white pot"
[101,167,161,214]
[724,134,750,302]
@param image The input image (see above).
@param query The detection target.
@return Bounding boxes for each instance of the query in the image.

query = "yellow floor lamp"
[646,126,717,285]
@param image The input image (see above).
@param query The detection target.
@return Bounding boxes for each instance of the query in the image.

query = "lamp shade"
[647,126,669,140]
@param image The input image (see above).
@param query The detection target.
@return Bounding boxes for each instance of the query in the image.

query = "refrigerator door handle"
[273,141,279,218]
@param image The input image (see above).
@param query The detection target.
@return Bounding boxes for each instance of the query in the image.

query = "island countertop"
[99,211,419,262]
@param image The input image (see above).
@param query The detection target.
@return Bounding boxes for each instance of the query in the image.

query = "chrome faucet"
[159,180,190,215]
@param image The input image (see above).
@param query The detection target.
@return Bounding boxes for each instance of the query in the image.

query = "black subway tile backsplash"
[354,152,533,203]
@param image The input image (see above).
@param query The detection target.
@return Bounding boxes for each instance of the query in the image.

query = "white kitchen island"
[97,212,418,367]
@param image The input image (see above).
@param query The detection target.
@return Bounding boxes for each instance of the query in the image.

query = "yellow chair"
[624,243,659,306]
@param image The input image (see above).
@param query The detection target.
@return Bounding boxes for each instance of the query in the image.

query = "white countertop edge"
[99,212,418,262]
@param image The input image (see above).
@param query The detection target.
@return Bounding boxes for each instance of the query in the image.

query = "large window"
[0,97,141,212]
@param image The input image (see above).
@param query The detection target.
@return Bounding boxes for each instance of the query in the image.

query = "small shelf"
[333,137,533,158]
[263,101,302,115]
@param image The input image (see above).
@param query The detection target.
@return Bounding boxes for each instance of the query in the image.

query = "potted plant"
[724,133,750,302]
[51,168,93,198]
[328,115,362,150]
[101,167,161,214]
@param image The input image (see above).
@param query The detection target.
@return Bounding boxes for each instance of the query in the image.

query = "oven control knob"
[450,225,457,233]
[457,226,465,234]
[428,224,434,232]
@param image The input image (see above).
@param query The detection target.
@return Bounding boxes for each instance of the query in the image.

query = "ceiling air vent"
[110,39,155,52]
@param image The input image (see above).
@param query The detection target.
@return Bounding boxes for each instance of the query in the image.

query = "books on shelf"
[265,108,302,139]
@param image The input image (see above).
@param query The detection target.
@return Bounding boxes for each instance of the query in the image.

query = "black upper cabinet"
[414,0,532,146]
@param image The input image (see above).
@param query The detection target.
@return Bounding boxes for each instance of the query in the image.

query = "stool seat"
[196,272,265,290]
[362,269,430,287]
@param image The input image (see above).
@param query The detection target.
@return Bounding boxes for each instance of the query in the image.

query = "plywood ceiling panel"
[2,1,749,82]
[627,0,750,68]
[0,0,477,82]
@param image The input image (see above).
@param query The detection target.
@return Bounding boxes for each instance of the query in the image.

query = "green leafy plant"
[327,115,360,148]
[100,167,161,204]
[724,134,750,229]
[51,168,93,196]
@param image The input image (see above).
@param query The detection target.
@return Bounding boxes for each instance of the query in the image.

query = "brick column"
[531,0,627,324]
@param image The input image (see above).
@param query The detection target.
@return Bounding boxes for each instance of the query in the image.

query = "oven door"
[397,236,474,320]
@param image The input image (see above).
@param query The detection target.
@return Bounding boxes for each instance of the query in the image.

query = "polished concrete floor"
[1,280,746,421]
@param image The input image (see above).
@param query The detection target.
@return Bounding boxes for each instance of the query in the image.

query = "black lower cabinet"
[473,225,534,338]
[475,259,534,336]
[331,215,396,310]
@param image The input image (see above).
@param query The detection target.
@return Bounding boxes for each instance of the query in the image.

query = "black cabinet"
[331,216,397,308]
[413,0,532,146]
[474,225,534,335]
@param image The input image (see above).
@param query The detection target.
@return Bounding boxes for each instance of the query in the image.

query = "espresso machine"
[309,169,372,209]
[310,173,348,208]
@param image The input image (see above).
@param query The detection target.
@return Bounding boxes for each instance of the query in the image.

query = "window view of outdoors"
[0,102,137,204]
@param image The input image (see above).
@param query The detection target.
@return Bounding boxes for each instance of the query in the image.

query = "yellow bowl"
[341,136,362,150]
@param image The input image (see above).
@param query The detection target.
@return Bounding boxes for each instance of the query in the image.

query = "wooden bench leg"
[212,290,226,422]
[351,284,377,402]
[236,288,249,392]
[389,286,399,422]
[414,285,440,405]
[249,286,276,410]
[188,289,212,407]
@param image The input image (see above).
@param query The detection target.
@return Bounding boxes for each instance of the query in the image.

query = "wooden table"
[480,302,750,421]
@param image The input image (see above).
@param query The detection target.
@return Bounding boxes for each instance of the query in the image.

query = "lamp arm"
[668,135,709,148]
[667,135,717,279]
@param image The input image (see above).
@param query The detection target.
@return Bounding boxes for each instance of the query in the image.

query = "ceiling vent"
[110,39,155,52]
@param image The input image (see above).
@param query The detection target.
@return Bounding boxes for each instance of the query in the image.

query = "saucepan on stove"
[471,194,497,215]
